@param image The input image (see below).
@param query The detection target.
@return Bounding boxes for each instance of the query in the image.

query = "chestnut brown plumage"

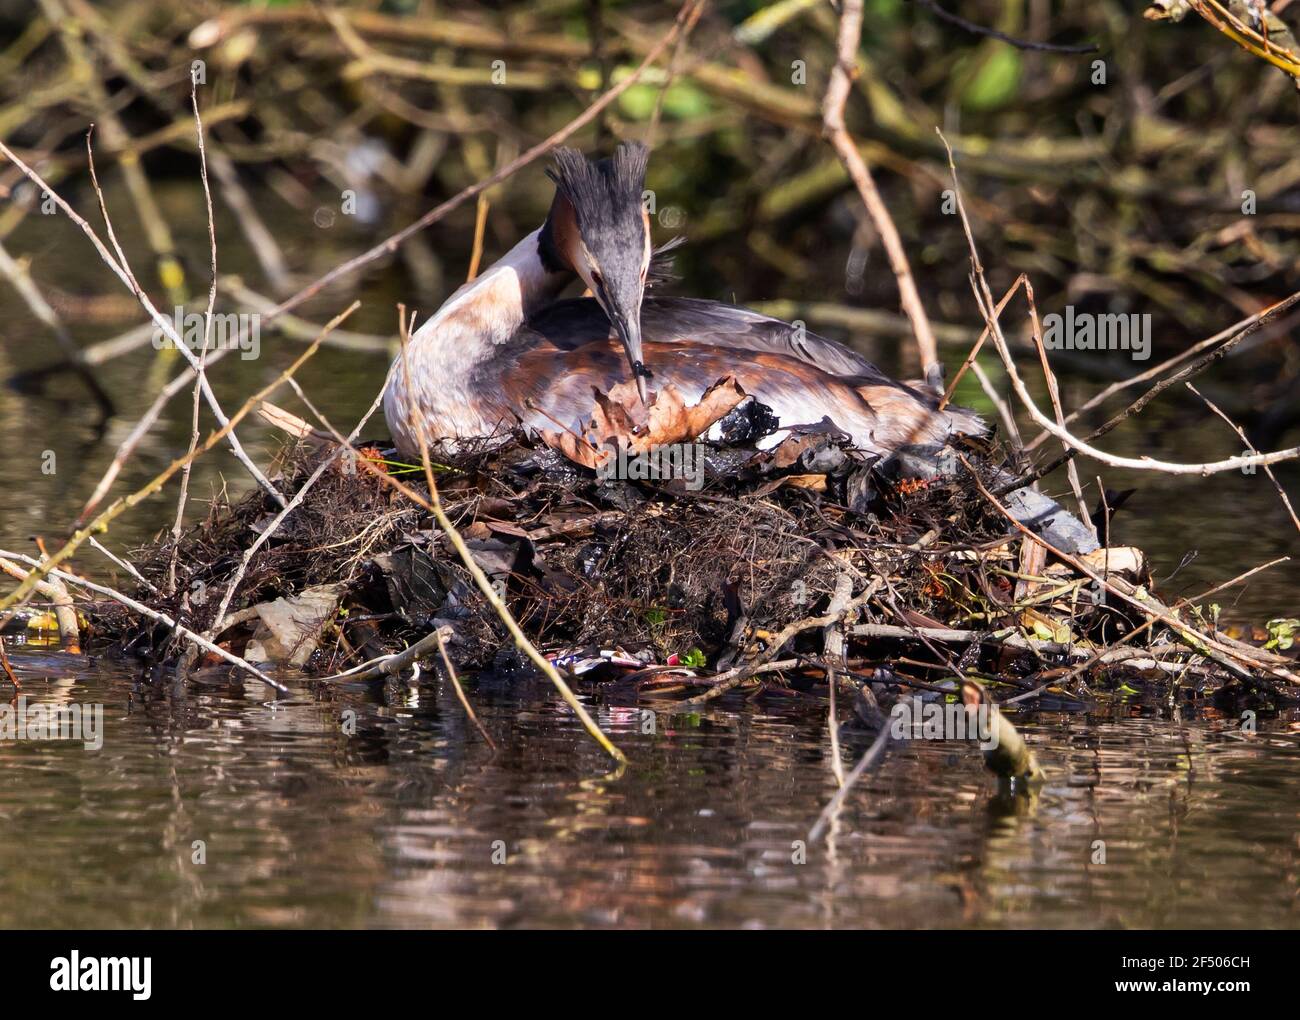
[383,147,984,461]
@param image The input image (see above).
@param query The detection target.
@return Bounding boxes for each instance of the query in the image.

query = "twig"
[0,555,79,651]
[168,81,218,592]
[1002,555,1292,705]
[323,626,449,683]
[0,305,355,615]
[1023,278,1096,539]
[1186,382,1300,535]
[87,536,155,592]
[466,194,489,282]
[1023,304,1299,453]
[939,273,1027,410]
[646,0,706,150]
[823,564,854,787]
[970,358,1023,450]
[0,635,19,690]
[823,0,937,374]
[435,629,496,752]
[913,0,1098,54]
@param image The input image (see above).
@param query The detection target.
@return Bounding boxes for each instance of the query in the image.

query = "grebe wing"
[639,297,894,383]
[526,296,894,383]
[523,298,615,350]
[489,336,981,453]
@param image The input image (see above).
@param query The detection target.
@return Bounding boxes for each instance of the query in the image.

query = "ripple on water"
[0,658,1296,928]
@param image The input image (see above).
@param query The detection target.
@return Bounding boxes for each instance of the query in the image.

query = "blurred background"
[0,0,1297,619]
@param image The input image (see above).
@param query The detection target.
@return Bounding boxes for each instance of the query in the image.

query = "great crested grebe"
[383,142,985,459]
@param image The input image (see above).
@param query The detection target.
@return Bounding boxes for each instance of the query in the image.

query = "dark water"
[0,180,1297,928]
[0,653,1297,929]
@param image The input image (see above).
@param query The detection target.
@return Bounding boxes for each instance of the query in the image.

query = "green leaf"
[1265,618,1298,651]
[962,47,1022,112]
[618,81,710,121]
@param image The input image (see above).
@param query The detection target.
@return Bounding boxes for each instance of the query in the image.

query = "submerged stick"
[435,630,497,752]
[0,636,19,690]
[808,726,890,844]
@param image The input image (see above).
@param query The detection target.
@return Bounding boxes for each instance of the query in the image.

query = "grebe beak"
[611,310,649,403]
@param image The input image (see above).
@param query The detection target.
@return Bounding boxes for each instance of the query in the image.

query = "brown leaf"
[541,377,747,470]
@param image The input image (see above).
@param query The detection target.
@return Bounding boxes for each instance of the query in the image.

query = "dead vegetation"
[78,409,1298,755]
[2,1,1300,799]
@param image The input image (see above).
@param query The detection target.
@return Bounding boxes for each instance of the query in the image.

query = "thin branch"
[168,81,219,592]
[914,0,1098,54]
[0,304,355,615]
[1186,382,1300,535]
[823,0,938,373]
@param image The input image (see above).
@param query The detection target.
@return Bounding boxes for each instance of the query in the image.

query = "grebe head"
[543,141,653,400]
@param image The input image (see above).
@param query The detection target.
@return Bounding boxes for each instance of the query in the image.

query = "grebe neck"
[383,227,573,453]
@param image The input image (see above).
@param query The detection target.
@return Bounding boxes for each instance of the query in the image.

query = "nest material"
[90,428,1296,715]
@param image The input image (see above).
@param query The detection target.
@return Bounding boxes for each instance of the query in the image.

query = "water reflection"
[0,653,1295,929]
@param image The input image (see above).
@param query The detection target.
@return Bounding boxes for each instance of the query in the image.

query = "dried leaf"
[540,377,747,470]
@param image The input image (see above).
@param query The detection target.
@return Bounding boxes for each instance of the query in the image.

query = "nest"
[85,420,1298,731]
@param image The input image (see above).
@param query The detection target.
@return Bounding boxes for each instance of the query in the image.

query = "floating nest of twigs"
[85,411,1299,737]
